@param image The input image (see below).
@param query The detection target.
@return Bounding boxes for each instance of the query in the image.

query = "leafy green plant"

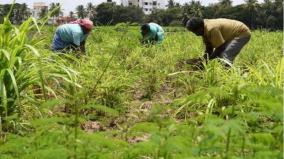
[0,23,282,159]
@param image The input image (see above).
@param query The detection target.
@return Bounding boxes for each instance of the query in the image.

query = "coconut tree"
[76,5,86,19]
[86,2,96,19]
[213,0,232,17]
[273,0,283,29]
[190,0,203,17]
[39,7,48,19]
[86,2,94,13]
[20,3,30,21]
[244,0,258,28]
[69,11,75,18]
[168,0,175,8]
[182,0,203,17]
[219,0,232,7]
[49,3,62,24]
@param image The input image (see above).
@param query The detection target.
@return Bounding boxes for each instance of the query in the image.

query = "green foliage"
[0,16,282,159]
[94,3,144,25]
[0,3,30,24]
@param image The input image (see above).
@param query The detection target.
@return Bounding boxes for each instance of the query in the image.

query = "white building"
[127,0,167,14]
[103,0,129,6]
[31,2,48,19]
[120,0,129,6]
[103,0,167,14]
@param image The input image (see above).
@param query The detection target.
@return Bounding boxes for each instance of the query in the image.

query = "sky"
[1,0,264,15]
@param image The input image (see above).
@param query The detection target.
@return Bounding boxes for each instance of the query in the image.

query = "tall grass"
[0,14,80,134]
[0,22,282,159]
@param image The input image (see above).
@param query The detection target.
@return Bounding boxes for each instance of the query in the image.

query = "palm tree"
[214,0,232,18]
[219,0,232,7]
[20,3,30,21]
[13,3,27,24]
[86,2,94,13]
[76,5,86,19]
[49,3,62,24]
[191,1,202,17]
[0,6,3,22]
[273,0,283,29]
[69,11,75,18]
[0,4,10,23]
[183,0,202,17]
[168,0,175,8]
[261,0,272,27]
[39,7,48,19]
[244,0,258,28]
[86,2,96,18]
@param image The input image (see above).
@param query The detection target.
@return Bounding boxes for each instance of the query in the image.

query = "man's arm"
[70,43,80,50]
[72,32,86,53]
[209,42,227,59]
[80,40,86,53]
[141,36,148,44]
[203,38,213,61]
[209,28,226,59]
[156,32,164,44]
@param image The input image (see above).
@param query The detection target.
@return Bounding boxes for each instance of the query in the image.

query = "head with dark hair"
[141,24,150,36]
[186,17,204,36]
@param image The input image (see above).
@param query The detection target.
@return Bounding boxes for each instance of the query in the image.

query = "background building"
[31,2,48,19]
[127,0,167,14]
[104,0,167,14]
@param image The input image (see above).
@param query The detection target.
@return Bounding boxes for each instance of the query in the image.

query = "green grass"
[0,21,282,159]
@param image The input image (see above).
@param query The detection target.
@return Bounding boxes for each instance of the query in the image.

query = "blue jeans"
[220,35,251,65]
[51,30,70,51]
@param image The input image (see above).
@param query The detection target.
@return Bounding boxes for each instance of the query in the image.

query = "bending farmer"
[141,23,164,44]
[51,19,94,53]
[185,17,251,66]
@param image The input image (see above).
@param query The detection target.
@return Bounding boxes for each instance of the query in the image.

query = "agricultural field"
[0,18,283,159]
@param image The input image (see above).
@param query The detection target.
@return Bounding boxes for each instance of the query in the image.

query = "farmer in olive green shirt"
[185,17,251,66]
[141,23,165,44]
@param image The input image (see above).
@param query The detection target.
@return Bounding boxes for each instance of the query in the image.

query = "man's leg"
[220,36,251,65]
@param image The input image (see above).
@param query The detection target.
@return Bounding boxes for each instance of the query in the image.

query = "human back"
[204,18,251,42]
[185,17,251,66]
[51,19,93,53]
[148,22,164,33]
[56,23,86,45]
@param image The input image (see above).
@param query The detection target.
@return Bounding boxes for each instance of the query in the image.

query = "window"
[149,2,152,5]
[144,8,148,11]
[138,0,139,2]
[144,2,148,5]
[153,1,157,5]
[107,0,112,2]
[129,2,132,5]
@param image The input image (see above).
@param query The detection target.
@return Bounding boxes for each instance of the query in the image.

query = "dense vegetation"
[0,0,283,30]
[0,15,283,158]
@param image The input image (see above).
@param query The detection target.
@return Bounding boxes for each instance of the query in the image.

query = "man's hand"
[70,42,85,57]
[209,42,227,59]
[203,38,213,61]
[80,41,86,54]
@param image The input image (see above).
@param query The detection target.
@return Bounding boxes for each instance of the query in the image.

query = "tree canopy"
[0,1,282,30]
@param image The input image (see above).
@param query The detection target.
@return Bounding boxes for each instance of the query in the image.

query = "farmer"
[185,17,251,66]
[51,19,94,53]
[141,23,164,44]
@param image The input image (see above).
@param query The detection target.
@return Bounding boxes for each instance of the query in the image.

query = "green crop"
[0,19,282,159]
